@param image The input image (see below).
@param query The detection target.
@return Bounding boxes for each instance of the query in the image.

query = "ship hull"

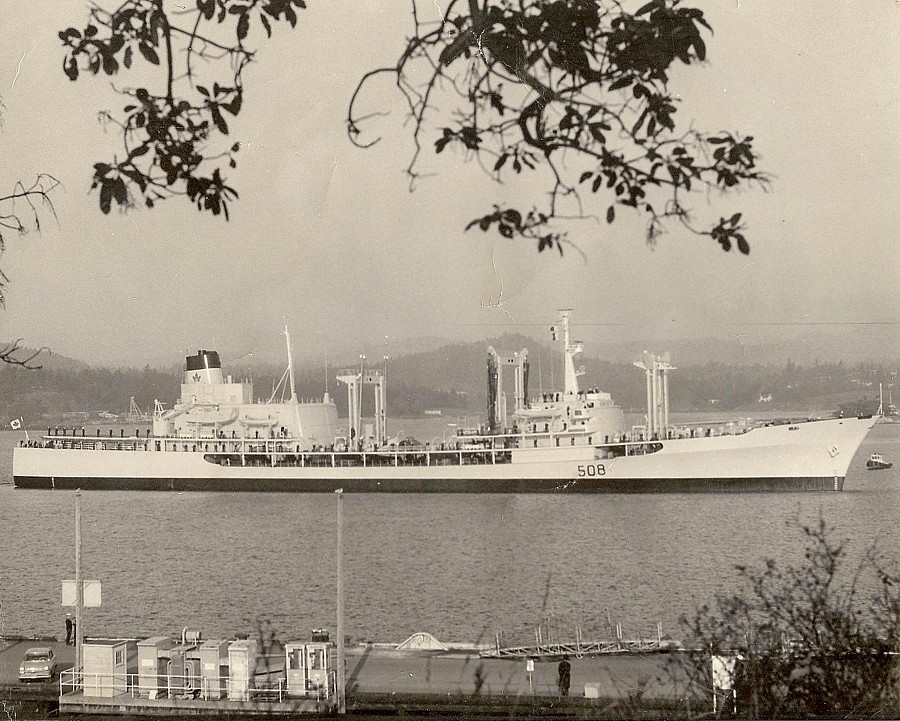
[13,474,843,493]
[13,416,874,493]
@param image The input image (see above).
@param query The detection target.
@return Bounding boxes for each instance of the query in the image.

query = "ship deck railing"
[24,431,665,467]
[25,415,841,466]
[203,447,516,469]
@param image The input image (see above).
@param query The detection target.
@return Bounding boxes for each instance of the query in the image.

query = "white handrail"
[59,668,334,704]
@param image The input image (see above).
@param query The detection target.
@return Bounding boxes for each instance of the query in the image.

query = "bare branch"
[0,173,62,310]
[0,339,46,369]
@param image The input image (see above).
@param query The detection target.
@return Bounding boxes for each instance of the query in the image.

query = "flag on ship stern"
[9,417,29,440]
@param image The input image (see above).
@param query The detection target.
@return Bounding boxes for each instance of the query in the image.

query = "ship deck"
[13,416,877,493]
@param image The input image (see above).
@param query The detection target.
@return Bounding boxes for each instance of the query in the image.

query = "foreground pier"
[1,636,701,719]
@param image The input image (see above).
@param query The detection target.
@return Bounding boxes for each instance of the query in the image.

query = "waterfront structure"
[59,634,336,716]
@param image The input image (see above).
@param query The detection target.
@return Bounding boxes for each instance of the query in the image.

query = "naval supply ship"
[13,312,876,492]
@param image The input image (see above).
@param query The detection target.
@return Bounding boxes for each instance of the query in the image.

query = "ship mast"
[284,326,305,442]
[284,326,298,404]
[555,310,583,398]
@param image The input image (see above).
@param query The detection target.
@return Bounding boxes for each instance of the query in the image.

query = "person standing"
[65,614,73,645]
[558,656,571,697]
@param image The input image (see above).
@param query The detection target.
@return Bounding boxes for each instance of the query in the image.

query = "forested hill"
[377,334,893,417]
[0,335,895,423]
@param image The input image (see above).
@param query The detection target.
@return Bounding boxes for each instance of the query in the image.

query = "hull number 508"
[577,464,606,477]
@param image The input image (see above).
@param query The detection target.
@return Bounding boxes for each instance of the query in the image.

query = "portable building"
[137,637,172,698]
[227,639,257,701]
[199,639,229,699]
[82,639,131,697]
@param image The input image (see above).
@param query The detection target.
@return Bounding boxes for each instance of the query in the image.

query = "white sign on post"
[62,580,102,607]
[711,655,737,690]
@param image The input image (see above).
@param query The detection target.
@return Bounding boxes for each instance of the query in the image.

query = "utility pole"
[382,355,389,442]
[75,489,83,674]
[335,488,345,714]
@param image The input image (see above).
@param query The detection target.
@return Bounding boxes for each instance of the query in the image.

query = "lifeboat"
[184,408,239,426]
[239,415,278,428]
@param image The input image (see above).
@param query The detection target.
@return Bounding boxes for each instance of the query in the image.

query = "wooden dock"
[481,619,682,659]
[480,638,681,659]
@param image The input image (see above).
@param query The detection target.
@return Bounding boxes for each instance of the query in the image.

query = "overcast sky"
[0,1,898,367]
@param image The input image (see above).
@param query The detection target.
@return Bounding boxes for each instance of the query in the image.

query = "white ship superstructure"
[155,329,340,448]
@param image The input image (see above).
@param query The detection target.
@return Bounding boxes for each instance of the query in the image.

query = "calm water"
[1,423,898,645]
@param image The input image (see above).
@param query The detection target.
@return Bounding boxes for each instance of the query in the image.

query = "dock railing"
[481,618,681,659]
[58,669,339,704]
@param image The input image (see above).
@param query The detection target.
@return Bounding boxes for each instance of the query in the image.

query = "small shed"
[285,641,335,699]
[137,636,172,698]
[82,639,132,697]
[227,639,257,701]
[199,640,229,699]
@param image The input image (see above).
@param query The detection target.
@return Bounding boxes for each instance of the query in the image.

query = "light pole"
[75,489,83,673]
[358,355,365,450]
[335,488,345,714]
[382,355,388,441]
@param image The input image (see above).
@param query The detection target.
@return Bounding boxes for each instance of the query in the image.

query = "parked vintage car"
[18,647,57,682]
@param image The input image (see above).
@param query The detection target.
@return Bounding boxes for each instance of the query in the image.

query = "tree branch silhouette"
[349,0,770,256]
[0,170,60,367]
[60,0,308,219]
[0,339,47,369]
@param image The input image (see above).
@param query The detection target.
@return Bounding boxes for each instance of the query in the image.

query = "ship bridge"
[503,311,626,442]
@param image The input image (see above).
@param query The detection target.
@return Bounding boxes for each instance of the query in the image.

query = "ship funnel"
[184,350,225,385]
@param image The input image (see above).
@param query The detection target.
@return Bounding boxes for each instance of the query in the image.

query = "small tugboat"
[866,453,893,470]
